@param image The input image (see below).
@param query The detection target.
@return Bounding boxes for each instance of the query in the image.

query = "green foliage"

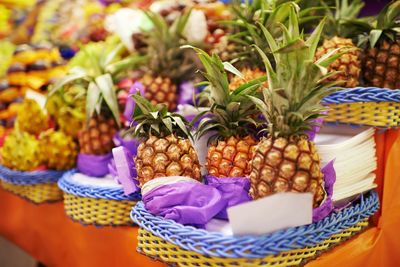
[141,10,200,83]
[130,94,192,139]
[251,5,346,137]
[185,46,262,142]
[49,37,146,126]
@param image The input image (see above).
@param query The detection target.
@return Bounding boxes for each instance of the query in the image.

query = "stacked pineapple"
[51,37,144,156]
[248,6,346,207]
[0,98,78,171]
[138,10,200,111]
[191,47,262,178]
[360,1,400,89]
[130,94,201,186]
[314,0,364,88]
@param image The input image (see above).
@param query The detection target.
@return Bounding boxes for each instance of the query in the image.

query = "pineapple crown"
[141,10,200,83]
[185,46,263,142]
[223,1,322,69]
[361,1,400,48]
[250,6,346,138]
[130,93,192,140]
[50,37,146,127]
[320,0,365,38]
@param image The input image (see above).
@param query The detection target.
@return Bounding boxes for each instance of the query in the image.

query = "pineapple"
[361,2,400,89]
[130,94,201,187]
[190,47,263,178]
[228,67,267,91]
[315,0,364,88]
[50,38,144,155]
[248,7,346,207]
[0,130,42,171]
[139,11,200,111]
[39,130,78,170]
[15,98,48,135]
[46,84,85,138]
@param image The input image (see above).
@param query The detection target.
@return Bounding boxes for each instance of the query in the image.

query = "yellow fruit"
[207,135,257,178]
[229,68,267,91]
[0,131,42,171]
[140,74,177,111]
[315,37,361,88]
[39,130,78,170]
[249,135,325,207]
[15,98,48,135]
[363,39,400,89]
[78,115,118,155]
[135,134,201,186]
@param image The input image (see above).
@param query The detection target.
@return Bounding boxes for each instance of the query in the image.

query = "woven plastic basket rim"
[131,190,379,259]
[322,87,400,104]
[0,164,67,185]
[58,170,141,201]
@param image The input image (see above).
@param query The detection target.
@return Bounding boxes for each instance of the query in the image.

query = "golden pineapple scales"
[78,115,118,155]
[131,94,201,187]
[315,0,364,88]
[191,48,261,178]
[249,7,344,207]
[361,2,400,89]
[315,37,361,88]
[139,11,200,111]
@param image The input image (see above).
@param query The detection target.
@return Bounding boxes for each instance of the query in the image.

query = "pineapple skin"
[135,134,201,187]
[16,99,48,135]
[229,68,267,91]
[363,39,400,89]
[207,135,257,178]
[315,37,361,88]
[249,135,325,207]
[78,115,118,155]
[39,130,78,170]
[0,131,42,171]
[140,73,177,111]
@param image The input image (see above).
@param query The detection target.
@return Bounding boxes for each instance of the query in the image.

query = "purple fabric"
[312,160,336,222]
[113,133,139,156]
[178,81,197,106]
[142,181,226,227]
[206,176,251,220]
[111,146,139,195]
[361,0,389,16]
[77,153,113,177]
[307,117,324,141]
[124,81,145,123]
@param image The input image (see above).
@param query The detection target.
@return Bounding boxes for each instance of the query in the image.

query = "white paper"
[227,193,313,235]
[205,219,233,235]
[70,173,122,188]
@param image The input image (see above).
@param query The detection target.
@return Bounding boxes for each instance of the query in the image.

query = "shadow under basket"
[323,87,400,128]
[58,170,141,227]
[132,191,379,267]
[0,165,66,204]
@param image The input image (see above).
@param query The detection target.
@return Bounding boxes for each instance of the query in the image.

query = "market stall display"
[0,0,399,266]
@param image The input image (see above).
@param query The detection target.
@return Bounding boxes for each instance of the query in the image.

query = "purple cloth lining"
[77,153,113,177]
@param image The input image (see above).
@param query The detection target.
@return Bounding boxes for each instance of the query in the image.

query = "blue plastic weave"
[0,164,67,185]
[322,87,400,104]
[58,170,141,201]
[131,191,379,259]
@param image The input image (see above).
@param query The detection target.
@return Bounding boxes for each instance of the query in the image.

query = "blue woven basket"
[0,164,67,203]
[131,190,379,266]
[58,171,141,226]
[0,165,66,185]
[322,87,400,128]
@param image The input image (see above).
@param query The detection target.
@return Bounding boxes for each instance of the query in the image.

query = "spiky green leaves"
[142,10,199,83]
[369,1,400,47]
[130,94,192,139]
[186,46,262,141]
[252,5,345,137]
[49,38,146,126]
[321,0,365,38]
